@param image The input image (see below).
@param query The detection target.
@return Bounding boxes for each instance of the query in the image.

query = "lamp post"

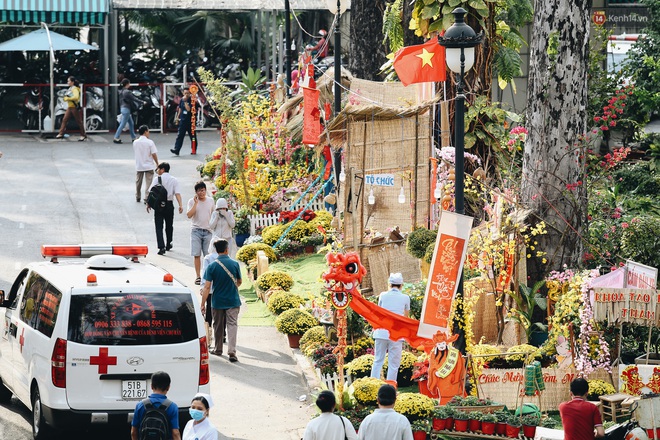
[438,7,482,352]
[285,0,292,97]
[327,0,346,190]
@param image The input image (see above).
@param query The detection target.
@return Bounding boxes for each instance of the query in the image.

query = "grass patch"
[238,252,328,326]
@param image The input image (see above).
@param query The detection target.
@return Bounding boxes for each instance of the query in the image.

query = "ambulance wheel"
[32,388,54,440]
[0,378,11,403]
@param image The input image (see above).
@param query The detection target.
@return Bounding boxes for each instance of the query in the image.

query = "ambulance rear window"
[67,293,198,345]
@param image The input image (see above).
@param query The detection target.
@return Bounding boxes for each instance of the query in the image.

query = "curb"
[292,347,323,393]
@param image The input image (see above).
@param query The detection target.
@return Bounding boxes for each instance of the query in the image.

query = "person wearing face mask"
[208,198,236,258]
[182,393,218,440]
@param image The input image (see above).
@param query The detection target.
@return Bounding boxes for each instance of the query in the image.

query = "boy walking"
[131,371,181,440]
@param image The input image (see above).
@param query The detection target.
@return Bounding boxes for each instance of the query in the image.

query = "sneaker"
[170,149,179,156]
[229,354,238,363]
[157,248,166,255]
[113,139,122,144]
[136,198,141,203]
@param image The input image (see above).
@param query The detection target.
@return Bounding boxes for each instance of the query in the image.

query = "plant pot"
[523,424,537,438]
[468,419,481,432]
[235,233,249,247]
[418,380,439,398]
[413,431,427,440]
[496,422,508,435]
[506,424,521,439]
[481,421,496,435]
[454,419,468,432]
[432,418,447,431]
[445,417,454,431]
[304,245,315,254]
[286,333,302,348]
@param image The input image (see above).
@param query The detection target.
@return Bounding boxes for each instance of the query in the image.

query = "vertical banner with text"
[302,87,320,145]
[418,211,473,338]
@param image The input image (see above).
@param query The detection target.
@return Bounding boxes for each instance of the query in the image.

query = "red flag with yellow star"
[393,38,446,86]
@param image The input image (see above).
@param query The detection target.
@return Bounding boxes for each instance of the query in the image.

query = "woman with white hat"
[182,393,218,440]
[209,198,237,258]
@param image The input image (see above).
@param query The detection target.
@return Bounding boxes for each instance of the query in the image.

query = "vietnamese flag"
[393,38,446,86]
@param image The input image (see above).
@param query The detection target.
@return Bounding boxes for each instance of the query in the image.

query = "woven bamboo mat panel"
[389,246,422,285]
[466,278,499,344]
[588,366,619,389]
[349,78,421,107]
[367,247,390,295]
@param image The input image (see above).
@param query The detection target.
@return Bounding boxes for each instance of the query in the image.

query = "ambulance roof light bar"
[41,244,149,262]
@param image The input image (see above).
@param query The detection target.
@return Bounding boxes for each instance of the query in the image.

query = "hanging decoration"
[302,86,321,145]
[189,84,198,155]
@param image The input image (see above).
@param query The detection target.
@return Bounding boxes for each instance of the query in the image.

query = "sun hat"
[388,272,403,285]
[215,198,228,209]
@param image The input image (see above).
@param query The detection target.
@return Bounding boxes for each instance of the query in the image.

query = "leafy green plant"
[468,411,484,421]
[508,280,548,342]
[406,227,437,259]
[521,413,540,426]
[494,410,510,423]
[267,291,304,315]
[274,308,318,335]
[621,216,660,274]
[410,418,432,433]
[481,413,498,423]
[234,206,254,235]
[239,67,266,93]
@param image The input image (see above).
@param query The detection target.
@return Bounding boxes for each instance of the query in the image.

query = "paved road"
[0,132,316,440]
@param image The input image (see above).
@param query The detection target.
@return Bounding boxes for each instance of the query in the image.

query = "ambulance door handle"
[9,322,17,338]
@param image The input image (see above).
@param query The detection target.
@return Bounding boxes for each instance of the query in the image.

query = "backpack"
[138,398,172,440]
[147,176,168,212]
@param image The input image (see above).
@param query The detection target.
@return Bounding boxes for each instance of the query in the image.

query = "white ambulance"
[0,245,210,440]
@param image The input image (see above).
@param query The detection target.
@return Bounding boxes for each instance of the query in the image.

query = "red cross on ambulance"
[89,347,118,374]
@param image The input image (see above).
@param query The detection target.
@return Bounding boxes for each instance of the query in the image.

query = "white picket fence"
[315,369,353,392]
[248,198,327,235]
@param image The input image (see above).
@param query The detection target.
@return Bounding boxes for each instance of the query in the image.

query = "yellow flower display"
[256,270,294,291]
[351,377,384,406]
[393,392,435,421]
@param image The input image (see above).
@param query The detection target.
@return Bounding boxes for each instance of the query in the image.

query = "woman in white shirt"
[209,198,237,258]
[182,393,218,440]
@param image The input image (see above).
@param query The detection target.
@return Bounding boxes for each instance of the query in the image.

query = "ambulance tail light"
[199,337,210,385]
[51,338,67,388]
[41,244,149,261]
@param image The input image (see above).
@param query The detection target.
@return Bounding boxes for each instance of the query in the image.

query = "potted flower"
[412,355,439,398]
[467,411,482,432]
[234,206,253,247]
[481,413,498,435]
[345,354,375,380]
[453,411,469,432]
[393,393,435,422]
[351,377,383,407]
[274,308,319,348]
[301,232,324,253]
[521,413,541,438]
[494,410,510,435]
[506,414,522,439]
[432,406,449,431]
[410,419,431,440]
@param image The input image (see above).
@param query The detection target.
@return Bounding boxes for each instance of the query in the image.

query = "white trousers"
[371,338,403,382]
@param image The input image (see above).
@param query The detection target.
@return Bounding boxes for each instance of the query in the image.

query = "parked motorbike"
[84,86,104,131]
[17,84,48,130]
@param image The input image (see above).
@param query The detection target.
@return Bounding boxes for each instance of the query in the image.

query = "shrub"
[285,221,314,242]
[267,291,305,315]
[262,224,287,246]
[406,227,438,259]
[410,419,432,433]
[505,344,539,368]
[588,379,616,401]
[351,377,383,406]
[300,326,328,357]
[621,216,660,274]
[314,353,338,376]
[521,413,541,426]
[202,159,222,177]
[309,210,333,231]
[393,392,435,422]
[345,354,374,379]
[236,243,277,264]
[274,308,319,335]
[346,337,374,362]
[256,270,294,291]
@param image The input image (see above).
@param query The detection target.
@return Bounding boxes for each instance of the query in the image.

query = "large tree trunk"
[348,0,387,81]
[521,0,592,276]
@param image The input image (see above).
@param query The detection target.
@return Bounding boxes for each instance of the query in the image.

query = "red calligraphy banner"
[418,211,473,337]
[302,87,321,145]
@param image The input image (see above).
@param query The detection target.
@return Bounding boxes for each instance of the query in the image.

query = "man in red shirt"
[559,378,605,440]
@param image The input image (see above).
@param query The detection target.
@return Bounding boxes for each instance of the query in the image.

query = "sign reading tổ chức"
[593,288,660,324]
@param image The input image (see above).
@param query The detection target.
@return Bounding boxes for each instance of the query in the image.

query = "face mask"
[189,408,205,421]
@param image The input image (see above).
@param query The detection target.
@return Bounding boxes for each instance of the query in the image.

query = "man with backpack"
[131,371,181,440]
[147,162,183,255]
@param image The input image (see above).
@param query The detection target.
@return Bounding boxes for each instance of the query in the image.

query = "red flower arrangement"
[411,358,430,382]
[279,209,316,223]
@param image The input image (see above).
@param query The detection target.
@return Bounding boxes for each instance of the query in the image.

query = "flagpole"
[333,1,342,188]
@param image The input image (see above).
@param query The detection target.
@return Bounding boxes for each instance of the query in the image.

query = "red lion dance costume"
[322,251,466,404]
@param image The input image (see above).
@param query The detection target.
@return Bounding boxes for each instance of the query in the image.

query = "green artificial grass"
[238,253,328,326]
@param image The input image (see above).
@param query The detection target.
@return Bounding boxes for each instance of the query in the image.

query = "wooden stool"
[600,393,632,422]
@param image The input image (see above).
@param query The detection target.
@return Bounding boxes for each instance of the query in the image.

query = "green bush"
[300,326,328,357]
[256,270,294,291]
[262,224,287,246]
[621,216,660,275]
[236,243,278,264]
[406,227,437,259]
[274,308,319,335]
[267,290,305,315]
[423,241,435,264]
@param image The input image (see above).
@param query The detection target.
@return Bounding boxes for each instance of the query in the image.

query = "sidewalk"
[0,131,320,440]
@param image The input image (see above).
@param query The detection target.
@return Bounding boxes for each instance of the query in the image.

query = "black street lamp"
[437,7,482,351]
[327,0,346,188]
